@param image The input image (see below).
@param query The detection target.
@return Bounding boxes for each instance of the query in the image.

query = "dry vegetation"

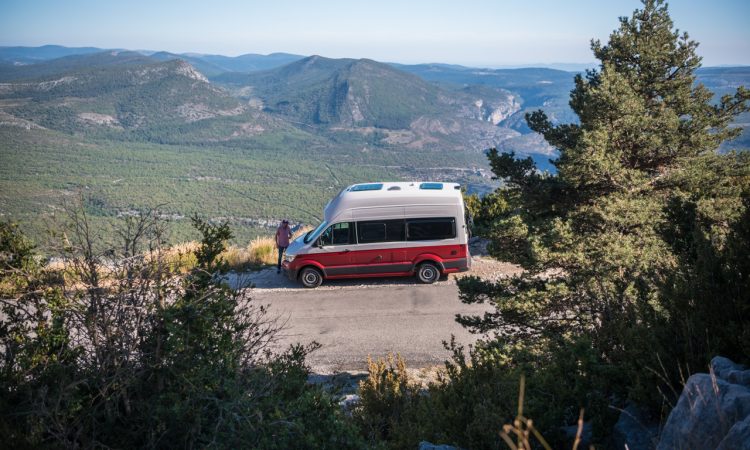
[46,226,312,276]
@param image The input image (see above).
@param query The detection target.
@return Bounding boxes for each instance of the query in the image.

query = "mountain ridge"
[1,46,747,153]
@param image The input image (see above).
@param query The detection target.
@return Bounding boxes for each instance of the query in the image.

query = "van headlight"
[284,254,296,263]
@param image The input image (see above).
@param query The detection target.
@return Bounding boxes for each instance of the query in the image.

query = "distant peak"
[168,60,208,82]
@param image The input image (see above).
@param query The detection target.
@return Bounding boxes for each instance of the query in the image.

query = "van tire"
[300,267,323,288]
[416,262,440,284]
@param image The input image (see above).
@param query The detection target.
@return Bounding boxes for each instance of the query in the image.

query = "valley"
[1,46,748,248]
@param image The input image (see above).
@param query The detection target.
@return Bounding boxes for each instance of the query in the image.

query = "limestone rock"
[657,356,750,450]
[612,404,659,450]
[716,414,750,450]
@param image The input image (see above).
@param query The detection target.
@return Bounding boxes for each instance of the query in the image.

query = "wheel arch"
[296,261,326,279]
[412,254,446,273]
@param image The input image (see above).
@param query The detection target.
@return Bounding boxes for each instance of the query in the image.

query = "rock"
[468,236,490,256]
[418,442,459,450]
[612,404,659,450]
[716,415,750,450]
[657,357,750,450]
[712,356,750,386]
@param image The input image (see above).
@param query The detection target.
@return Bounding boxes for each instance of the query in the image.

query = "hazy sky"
[1,0,748,67]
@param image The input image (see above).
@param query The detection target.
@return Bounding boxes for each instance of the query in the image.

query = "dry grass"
[159,241,200,273]
[244,236,276,265]
[43,227,315,277]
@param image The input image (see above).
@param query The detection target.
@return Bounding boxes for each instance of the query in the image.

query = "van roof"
[323,181,464,222]
[344,181,462,198]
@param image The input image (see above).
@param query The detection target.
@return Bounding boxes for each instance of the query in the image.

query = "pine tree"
[458,0,750,414]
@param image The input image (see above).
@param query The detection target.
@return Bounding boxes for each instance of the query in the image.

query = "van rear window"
[407,218,456,240]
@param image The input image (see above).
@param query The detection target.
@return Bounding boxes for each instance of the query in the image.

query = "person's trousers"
[277,246,287,269]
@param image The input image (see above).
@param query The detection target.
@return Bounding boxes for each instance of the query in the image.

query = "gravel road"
[231,240,521,373]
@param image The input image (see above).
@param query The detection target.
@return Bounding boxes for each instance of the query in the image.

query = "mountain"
[3,48,746,153]
[218,56,444,129]
[149,51,305,76]
[0,45,104,64]
[1,46,747,249]
[199,52,305,73]
[0,50,155,81]
[0,57,287,143]
[213,55,531,154]
[148,51,229,77]
[0,46,305,78]
[391,63,578,131]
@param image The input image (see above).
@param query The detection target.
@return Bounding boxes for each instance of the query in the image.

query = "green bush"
[354,340,612,449]
[353,354,420,444]
[0,213,362,449]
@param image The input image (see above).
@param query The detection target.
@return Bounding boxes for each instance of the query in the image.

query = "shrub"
[0,210,362,449]
[354,354,420,443]
[354,342,608,449]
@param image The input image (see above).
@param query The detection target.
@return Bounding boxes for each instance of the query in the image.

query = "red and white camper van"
[282,181,471,288]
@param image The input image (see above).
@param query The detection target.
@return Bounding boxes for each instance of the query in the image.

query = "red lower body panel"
[286,244,470,281]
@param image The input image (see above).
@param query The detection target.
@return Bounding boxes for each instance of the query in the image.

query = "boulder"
[657,356,750,450]
[716,414,750,450]
[712,356,750,386]
[612,404,659,450]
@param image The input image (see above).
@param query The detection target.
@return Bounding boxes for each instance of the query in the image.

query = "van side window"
[407,218,456,241]
[319,222,355,246]
[357,219,405,243]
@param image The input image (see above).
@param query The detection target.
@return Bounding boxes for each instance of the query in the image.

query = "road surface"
[234,264,513,373]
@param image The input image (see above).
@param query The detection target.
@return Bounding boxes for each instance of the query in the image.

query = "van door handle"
[374,255,382,261]
[342,249,350,253]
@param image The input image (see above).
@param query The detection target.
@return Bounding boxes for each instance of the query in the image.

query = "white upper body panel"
[324,182,464,224]
[285,182,468,257]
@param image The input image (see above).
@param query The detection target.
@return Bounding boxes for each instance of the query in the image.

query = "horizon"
[1,0,749,67]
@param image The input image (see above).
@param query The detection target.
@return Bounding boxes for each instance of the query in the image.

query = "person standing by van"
[275,219,292,274]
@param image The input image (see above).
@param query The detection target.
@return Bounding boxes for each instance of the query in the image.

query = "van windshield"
[303,220,328,244]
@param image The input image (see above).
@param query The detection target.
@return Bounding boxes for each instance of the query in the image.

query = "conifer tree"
[458,0,749,410]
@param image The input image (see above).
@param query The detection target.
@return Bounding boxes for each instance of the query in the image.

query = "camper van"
[282,182,471,288]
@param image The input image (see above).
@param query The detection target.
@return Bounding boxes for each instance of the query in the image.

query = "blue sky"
[1,0,748,66]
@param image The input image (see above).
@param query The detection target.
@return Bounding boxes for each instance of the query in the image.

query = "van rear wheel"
[300,267,323,288]
[416,262,440,284]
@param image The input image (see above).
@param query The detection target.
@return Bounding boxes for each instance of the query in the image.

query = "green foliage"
[0,216,362,448]
[0,221,36,273]
[354,354,420,444]
[353,341,611,449]
[453,0,750,443]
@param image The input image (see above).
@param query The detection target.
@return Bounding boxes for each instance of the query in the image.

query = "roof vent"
[419,182,443,190]
[387,186,401,191]
[350,183,383,192]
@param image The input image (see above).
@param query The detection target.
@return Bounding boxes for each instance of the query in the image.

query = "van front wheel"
[300,267,323,288]
[416,262,440,284]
